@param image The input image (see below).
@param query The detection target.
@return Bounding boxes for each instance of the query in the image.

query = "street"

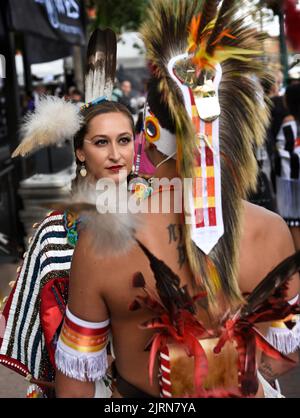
[0,358,299,398]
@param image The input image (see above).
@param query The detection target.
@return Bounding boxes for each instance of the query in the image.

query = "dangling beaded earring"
[80,162,87,177]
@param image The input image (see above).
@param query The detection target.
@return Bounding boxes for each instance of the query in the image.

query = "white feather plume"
[70,181,140,256]
[12,96,83,158]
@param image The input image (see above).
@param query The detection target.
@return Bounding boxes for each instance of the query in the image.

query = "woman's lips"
[106,165,124,172]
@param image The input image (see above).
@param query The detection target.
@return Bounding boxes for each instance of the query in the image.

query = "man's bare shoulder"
[242,200,289,243]
[73,227,137,273]
[239,201,299,296]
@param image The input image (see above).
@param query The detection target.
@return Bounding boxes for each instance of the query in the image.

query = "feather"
[206,0,236,55]
[78,182,140,256]
[198,0,218,37]
[136,240,195,316]
[241,251,300,318]
[12,96,83,158]
[48,181,139,257]
[85,28,117,103]
[133,272,146,288]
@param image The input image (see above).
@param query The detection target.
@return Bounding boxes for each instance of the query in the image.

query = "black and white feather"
[85,28,117,103]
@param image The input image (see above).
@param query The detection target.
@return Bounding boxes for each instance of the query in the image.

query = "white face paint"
[144,105,177,158]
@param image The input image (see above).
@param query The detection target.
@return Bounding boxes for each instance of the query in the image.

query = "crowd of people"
[21,78,145,119]
[248,69,300,251]
[0,0,299,400]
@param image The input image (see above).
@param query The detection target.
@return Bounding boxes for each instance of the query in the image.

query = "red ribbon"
[142,310,209,393]
[40,277,69,366]
[214,318,295,396]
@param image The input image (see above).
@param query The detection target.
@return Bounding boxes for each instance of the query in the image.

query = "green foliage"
[86,0,150,34]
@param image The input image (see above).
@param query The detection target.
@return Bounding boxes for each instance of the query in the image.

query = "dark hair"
[71,89,82,96]
[72,101,134,191]
[147,77,176,134]
[285,83,300,122]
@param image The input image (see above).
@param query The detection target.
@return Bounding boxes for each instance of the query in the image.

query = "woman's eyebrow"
[89,134,109,141]
[89,132,132,141]
[117,132,133,138]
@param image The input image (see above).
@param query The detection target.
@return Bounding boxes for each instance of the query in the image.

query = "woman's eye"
[119,137,132,144]
[94,139,108,146]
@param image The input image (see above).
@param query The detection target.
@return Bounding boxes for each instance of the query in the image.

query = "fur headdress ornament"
[12,28,117,158]
[141,0,271,310]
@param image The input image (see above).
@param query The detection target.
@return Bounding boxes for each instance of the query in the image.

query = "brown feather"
[198,0,218,38]
[206,0,236,56]
[241,251,300,317]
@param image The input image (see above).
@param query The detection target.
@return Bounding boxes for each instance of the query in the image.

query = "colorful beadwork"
[26,384,44,398]
[80,96,107,111]
[63,211,79,247]
[129,177,153,201]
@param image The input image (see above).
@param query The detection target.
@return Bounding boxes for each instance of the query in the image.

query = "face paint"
[144,106,177,158]
[134,132,156,176]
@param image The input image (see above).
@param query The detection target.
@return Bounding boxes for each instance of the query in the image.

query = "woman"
[0,100,135,397]
[0,29,135,398]
[274,83,300,250]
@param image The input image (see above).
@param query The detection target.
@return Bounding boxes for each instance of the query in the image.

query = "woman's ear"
[75,148,85,163]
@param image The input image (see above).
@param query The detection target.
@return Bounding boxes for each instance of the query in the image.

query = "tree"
[85,0,149,34]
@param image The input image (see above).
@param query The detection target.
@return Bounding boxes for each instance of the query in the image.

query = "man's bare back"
[56,196,299,397]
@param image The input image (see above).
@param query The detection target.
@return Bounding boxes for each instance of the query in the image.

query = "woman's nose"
[108,143,121,161]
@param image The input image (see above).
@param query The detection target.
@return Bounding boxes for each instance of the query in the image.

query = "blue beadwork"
[80,96,108,111]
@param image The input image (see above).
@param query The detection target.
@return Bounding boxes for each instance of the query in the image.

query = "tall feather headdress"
[141,0,271,312]
[12,28,117,158]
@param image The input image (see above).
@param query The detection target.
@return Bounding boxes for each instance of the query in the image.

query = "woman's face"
[76,112,134,183]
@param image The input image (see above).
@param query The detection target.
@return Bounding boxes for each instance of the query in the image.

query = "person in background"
[21,90,35,115]
[33,85,47,106]
[274,83,300,250]
[119,80,137,114]
[248,73,279,211]
[69,88,83,105]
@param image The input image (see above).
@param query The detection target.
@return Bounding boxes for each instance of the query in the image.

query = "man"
[119,80,136,114]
